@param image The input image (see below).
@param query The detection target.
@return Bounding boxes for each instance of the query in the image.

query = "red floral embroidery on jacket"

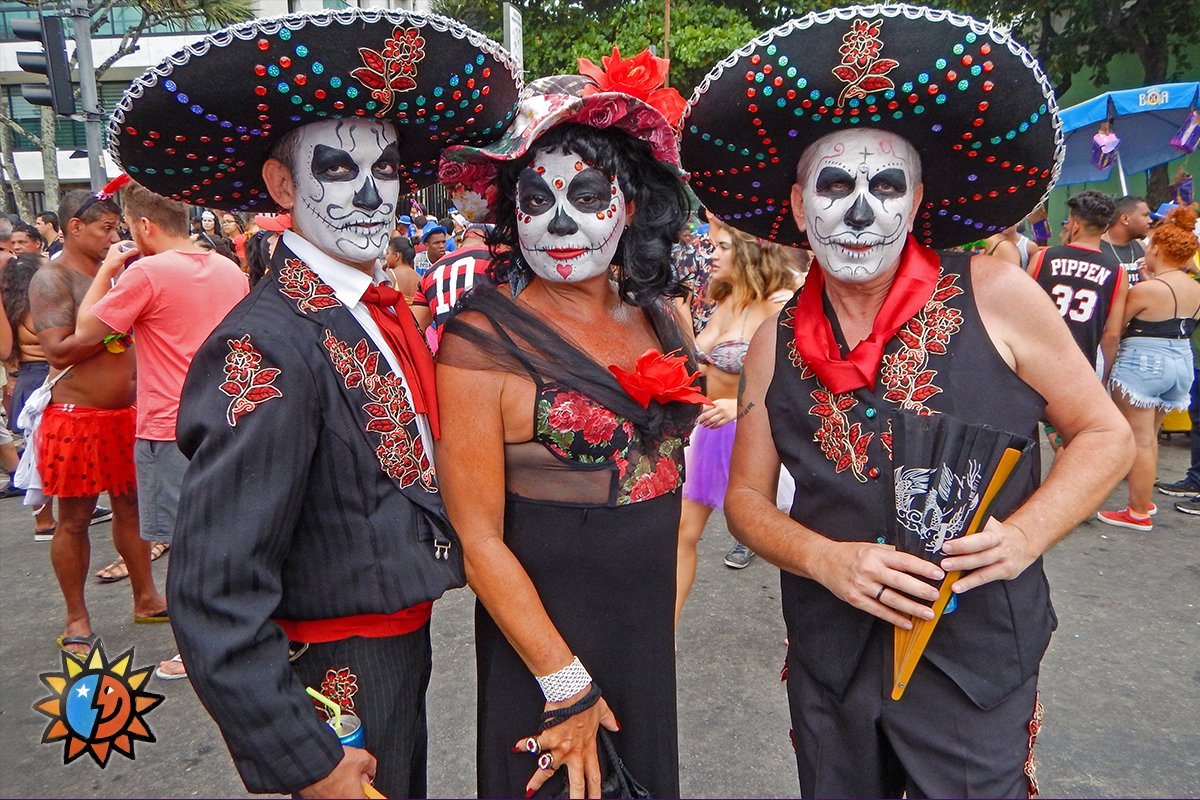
[322,331,436,492]
[879,273,963,412]
[278,258,342,313]
[1025,693,1043,798]
[218,334,283,427]
[314,666,359,718]
[785,273,962,478]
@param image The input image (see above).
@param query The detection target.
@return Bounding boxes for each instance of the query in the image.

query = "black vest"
[1033,243,1122,369]
[766,253,1057,710]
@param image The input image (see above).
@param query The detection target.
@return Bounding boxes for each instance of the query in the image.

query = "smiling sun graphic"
[33,640,164,766]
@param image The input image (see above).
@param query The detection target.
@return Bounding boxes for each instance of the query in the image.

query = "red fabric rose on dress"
[609,349,711,409]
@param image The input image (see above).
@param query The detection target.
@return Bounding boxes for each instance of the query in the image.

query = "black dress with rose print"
[440,284,699,798]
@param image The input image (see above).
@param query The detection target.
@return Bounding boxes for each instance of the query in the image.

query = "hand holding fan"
[888,410,1035,700]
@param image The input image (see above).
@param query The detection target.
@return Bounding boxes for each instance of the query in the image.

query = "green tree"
[1,0,254,219]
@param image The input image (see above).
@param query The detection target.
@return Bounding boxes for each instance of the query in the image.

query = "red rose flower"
[609,349,712,409]
[580,405,618,445]
[577,46,687,126]
[547,392,588,431]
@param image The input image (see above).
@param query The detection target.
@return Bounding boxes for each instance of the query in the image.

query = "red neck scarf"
[791,236,940,394]
[361,283,440,439]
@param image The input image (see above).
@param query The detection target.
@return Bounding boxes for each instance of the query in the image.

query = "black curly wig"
[486,123,690,308]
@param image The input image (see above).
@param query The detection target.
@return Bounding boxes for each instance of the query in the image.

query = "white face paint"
[516,149,625,283]
[289,118,400,265]
[798,129,919,283]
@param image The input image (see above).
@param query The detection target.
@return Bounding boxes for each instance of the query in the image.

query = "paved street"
[1,434,1196,798]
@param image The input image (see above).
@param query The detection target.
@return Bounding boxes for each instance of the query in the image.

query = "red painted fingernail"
[525,790,535,798]
[512,745,522,753]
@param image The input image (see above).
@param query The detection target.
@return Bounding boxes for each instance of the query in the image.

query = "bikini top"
[1126,277,1200,340]
[697,339,750,374]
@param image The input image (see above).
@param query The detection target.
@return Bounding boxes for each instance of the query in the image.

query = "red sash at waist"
[274,601,433,643]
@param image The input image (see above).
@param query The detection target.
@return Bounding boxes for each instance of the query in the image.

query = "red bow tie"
[361,283,439,438]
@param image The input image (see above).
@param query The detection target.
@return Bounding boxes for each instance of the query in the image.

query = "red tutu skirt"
[37,404,137,498]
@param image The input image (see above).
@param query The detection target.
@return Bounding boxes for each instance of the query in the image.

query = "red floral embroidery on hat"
[314,666,359,718]
[323,331,436,492]
[832,19,899,107]
[219,335,283,427]
[278,258,342,313]
[353,27,425,114]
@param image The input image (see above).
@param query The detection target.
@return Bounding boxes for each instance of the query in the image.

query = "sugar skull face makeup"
[289,118,400,265]
[516,149,625,284]
[795,129,921,282]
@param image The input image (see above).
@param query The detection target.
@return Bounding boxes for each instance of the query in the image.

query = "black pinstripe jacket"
[168,242,463,793]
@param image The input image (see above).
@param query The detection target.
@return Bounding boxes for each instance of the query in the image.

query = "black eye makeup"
[566,169,612,213]
[311,144,359,182]
[815,166,855,198]
[517,169,555,216]
[869,168,907,197]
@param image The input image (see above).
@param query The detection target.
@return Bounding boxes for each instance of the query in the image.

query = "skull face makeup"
[794,129,922,283]
[288,118,401,265]
[516,149,626,283]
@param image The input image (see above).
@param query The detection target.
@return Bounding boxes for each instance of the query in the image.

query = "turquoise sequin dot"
[767,44,777,55]
[1031,112,1040,123]
[279,28,291,41]
[762,86,773,96]
[876,536,886,544]
[849,98,860,108]
[450,75,460,86]
[182,167,193,174]
[936,58,947,69]
[365,101,377,111]
[329,76,341,89]
[399,102,409,111]
[918,73,929,84]
[312,62,324,74]
[811,113,822,121]
[914,105,925,114]
[465,63,474,75]
[849,115,860,124]
[127,165,140,173]
[346,86,358,98]
[268,65,280,77]
[417,95,427,106]
[291,95,302,105]
[1006,130,1017,139]
[788,67,798,78]
[832,115,842,124]
[991,136,1002,145]
[277,82,289,93]
[164,168,175,175]
[936,94,947,104]
[700,131,710,140]
[1040,104,1047,114]
[865,407,877,418]
[810,89,820,100]
[476,54,485,65]
[316,110,328,117]
[1019,121,1029,132]
[779,55,789,66]
[902,82,914,93]
[738,147,748,155]
[796,76,806,88]
[971,65,982,76]
[883,89,895,100]
[953,43,964,54]
[965,31,977,43]
[755,73,764,83]
[958,79,968,91]
[893,111,903,119]
[434,86,444,97]
[777,98,787,108]
[794,108,804,117]
[295,45,308,57]
[866,95,877,104]
[871,114,882,122]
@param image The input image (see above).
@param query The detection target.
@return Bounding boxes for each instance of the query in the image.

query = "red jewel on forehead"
[553,178,564,189]
[535,166,546,175]
[574,161,584,172]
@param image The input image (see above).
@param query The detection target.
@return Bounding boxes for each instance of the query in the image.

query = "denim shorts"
[1108,337,1195,412]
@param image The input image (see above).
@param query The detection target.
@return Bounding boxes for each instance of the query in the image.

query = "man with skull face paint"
[684,6,1134,797]
[107,11,521,798]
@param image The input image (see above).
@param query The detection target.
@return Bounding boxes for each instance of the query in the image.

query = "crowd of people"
[1,3,1197,799]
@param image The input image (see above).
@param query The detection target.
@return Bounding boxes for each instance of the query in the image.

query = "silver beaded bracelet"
[536,656,592,703]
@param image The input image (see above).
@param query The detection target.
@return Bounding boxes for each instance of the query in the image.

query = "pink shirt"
[93,249,249,440]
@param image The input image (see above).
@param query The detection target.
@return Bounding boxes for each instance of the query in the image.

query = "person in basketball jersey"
[1103,195,1152,286]
[1029,190,1126,374]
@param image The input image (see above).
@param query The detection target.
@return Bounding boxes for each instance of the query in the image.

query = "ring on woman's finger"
[537,752,555,771]
[875,586,887,602]
[521,737,541,755]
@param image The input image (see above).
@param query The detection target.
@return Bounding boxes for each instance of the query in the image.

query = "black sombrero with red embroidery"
[680,4,1063,249]
[108,8,521,211]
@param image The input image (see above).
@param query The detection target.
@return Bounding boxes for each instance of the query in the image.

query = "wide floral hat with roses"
[681,4,1064,248]
[439,47,689,222]
[109,8,521,211]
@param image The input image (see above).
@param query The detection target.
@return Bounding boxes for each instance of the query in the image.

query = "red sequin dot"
[257,38,269,51]
[125,126,138,136]
[982,81,994,92]
[334,101,345,109]
[295,74,307,86]
[482,67,491,78]
[747,88,756,98]
[279,56,292,69]
[983,61,994,72]
[255,86,267,96]
[257,103,269,112]
[255,64,267,76]
[980,43,992,55]
[961,55,973,66]
[314,89,326,99]
[946,70,957,81]
[972,118,984,127]
[978,101,989,112]
[751,54,761,65]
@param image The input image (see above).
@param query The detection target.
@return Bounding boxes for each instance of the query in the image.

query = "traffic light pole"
[69,0,105,191]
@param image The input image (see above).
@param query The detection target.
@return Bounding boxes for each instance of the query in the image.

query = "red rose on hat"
[577,47,686,127]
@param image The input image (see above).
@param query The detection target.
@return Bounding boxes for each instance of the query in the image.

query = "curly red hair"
[1152,206,1199,266]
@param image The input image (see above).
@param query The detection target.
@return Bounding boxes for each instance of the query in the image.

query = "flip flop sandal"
[154,654,188,681]
[149,541,170,561]
[57,633,99,656]
[95,558,129,583]
[134,609,169,624]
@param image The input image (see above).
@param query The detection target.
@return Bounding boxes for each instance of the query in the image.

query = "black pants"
[290,624,432,799]
[786,623,1040,799]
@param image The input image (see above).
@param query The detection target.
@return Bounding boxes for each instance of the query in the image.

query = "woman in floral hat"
[436,52,706,799]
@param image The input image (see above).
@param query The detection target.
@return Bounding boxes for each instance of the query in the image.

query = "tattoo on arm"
[736,371,756,419]
[736,401,756,420]
[29,270,77,333]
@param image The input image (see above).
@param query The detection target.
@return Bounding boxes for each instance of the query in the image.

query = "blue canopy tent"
[1058,82,1199,192]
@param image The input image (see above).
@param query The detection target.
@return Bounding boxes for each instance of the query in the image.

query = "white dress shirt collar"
[282,230,389,307]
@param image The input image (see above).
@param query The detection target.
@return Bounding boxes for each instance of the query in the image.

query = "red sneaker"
[1096,507,1153,531]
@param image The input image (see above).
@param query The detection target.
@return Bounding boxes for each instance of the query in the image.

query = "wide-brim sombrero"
[439,87,684,223]
[681,4,1063,249]
[109,8,521,211]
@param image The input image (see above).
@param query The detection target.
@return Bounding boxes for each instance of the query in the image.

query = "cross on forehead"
[858,146,874,161]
